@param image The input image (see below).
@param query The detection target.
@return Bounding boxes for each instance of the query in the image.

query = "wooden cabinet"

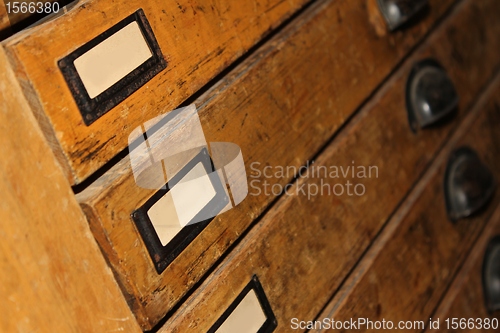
[2,0,310,184]
[74,0,460,328]
[2,0,454,185]
[155,1,500,330]
[426,205,500,332]
[0,0,499,332]
[0,46,141,333]
[311,73,500,333]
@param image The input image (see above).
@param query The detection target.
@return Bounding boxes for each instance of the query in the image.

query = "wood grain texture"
[425,205,500,333]
[76,0,465,328]
[153,1,500,331]
[2,0,455,184]
[312,74,500,333]
[2,0,311,184]
[162,67,500,333]
[0,45,141,333]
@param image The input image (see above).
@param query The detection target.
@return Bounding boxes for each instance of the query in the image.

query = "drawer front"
[426,206,500,332]
[157,3,500,332]
[312,76,500,332]
[166,71,500,333]
[3,0,454,185]
[75,0,477,328]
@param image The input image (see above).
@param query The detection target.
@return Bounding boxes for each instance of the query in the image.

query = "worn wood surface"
[162,66,500,333]
[0,45,141,333]
[78,2,500,322]
[2,0,455,184]
[75,0,468,328]
[2,0,311,184]
[425,205,500,333]
[312,74,500,333]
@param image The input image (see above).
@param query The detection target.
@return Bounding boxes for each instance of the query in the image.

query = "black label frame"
[208,275,278,333]
[132,147,229,274]
[58,9,167,126]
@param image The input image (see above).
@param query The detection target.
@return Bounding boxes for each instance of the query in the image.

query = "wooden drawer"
[156,2,500,332]
[311,75,500,333]
[73,0,475,329]
[1,1,499,332]
[1,0,454,185]
[1,0,309,184]
[164,69,500,333]
[425,205,500,333]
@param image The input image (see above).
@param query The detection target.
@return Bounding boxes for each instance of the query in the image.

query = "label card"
[209,276,277,333]
[147,162,217,246]
[74,21,153,99]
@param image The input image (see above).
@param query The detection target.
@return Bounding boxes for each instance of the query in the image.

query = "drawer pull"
[377,0,427,31]
[406,59,458,131]
[483,236,500,313]
[208,276,277,333]
[444,147,495,221]
[58,9,167,125]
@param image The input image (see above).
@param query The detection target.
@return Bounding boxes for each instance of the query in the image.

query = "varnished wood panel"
[150,2,500,331]
[0,46,141,333]
[3,0,454,184]
[162,68,500,333]
[312,75,500,333]
[75,0,474,328]
[425,205,500,333]
[2,0,311,183]
[0,1,69,41]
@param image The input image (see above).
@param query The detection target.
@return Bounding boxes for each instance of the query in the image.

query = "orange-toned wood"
[425,205,500,333]
[0,2,10,37]
[0,45,141,333]
[2,0,454,185]
[2,0,311,184]
[77,0,500,328]
[0,1,65,40]
[311,76,500,333]
[162,67,500,333]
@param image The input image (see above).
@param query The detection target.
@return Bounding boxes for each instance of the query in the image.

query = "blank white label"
[147,162,216,246]
[216,290,267,333]
[74,21,153,99]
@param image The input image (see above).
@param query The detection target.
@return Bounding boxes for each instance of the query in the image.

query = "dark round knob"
[406,59,459,131]
[444,147,495,221]
[377,0,428,30]
[483,236,500,313]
